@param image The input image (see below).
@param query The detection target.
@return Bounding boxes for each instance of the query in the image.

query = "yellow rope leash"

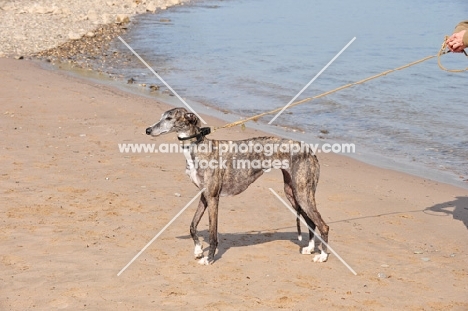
[212,38,466,132]
[437,36,468,73]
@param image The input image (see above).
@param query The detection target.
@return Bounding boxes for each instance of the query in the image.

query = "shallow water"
[115,0,468,187]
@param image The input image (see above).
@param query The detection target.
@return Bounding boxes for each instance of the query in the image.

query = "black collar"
[177,127,211,144]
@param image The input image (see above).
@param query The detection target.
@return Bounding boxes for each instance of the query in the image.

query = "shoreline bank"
[35,57,468,190]
[0,0,187,58]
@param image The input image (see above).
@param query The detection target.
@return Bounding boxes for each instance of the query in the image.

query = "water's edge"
[36,59,468,190]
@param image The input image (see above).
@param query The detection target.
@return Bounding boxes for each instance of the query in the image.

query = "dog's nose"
[145,127,152,135]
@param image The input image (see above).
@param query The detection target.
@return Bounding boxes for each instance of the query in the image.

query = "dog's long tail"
[296,209,302,241]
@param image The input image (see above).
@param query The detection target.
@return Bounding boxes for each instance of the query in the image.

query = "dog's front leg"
[191,194,207,259]
[198,195,219,265]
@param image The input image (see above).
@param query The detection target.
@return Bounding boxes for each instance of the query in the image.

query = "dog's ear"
[184,112,199,125]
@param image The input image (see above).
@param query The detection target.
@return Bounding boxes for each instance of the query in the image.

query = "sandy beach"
[1,57,468,310]
[1,1,468,309]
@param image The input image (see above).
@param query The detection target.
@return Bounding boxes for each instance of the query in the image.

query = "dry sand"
[1,58,468,310]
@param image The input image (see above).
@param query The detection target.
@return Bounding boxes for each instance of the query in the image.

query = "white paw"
[194,244,203,259]
[301,246,314,255]
[301,240,315,255]
[313,252,329,263]
[298,235,302,241]
[197,256,211,265]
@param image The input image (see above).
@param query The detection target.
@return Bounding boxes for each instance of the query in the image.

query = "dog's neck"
[178,126,205,148]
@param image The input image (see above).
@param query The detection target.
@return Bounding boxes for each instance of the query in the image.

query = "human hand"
[446,30,467,53]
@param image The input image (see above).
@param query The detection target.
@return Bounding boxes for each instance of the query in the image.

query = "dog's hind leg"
[301,195,328,262]
[292,158,329,262]
[298,207,317,255]
[282,170,316,253]
[190,194,207,259]
[282,170,303,241]
[296,210,302,241]
[297,192,329,262]
[297,208,318,255]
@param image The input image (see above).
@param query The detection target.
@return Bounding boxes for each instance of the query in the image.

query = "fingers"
[449,40,466,53]
[446,41,457,52]
[445,30,466,53]
[446,38,461,52]
[446,35,456,51]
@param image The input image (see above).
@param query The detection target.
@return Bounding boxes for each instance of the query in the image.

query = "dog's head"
[145,107,201,137]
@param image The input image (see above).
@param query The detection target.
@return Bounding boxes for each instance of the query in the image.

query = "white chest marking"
[183,148,201,187]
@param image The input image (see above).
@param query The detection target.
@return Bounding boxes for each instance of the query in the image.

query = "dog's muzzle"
[145,127,153,135]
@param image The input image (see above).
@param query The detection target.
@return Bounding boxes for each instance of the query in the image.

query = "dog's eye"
[165,117,172,121]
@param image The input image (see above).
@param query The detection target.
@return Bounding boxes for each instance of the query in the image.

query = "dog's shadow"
[425,196,468,230]
[177,228,306,261]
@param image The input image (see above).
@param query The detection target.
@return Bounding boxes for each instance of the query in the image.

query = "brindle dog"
[146,107,329,265]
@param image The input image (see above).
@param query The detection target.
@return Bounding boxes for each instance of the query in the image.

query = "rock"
[135,6,146,14]
[115,14,130,24]
[14,55,24,60]
[44,7,54,14]
[377,273,387,279]
[174,193,181,197]
[2,2,15,11]
[421,257,430,262]
[77,13,87,21]
[102,13,111,24]
[146,1,157,13]
[68,32,82,40]
[30,6,54,14]
[85,32,96,38]
[127,77,136,84]
[52,7,62,15]
[149,85,160,91]
[87,10,99,22]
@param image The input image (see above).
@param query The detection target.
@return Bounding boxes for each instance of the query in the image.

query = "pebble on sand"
[68,32,82,40]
